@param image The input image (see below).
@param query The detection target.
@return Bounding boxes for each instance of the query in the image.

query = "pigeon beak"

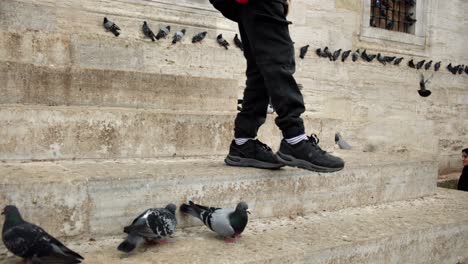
[246,209,251,214]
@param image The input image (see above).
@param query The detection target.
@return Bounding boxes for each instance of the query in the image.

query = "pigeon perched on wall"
[447,63,457,74]
[142,21,156,41]
[299,45,310,59]
[361,49,376,62]
[117,204,177,253]
[352,49,360,62]
[393,57,404,65]
[323,46,332,58]
[434,61,441,71]
[418,73,432,97]
[180,201,250,243]
[424,60,433,71]
[2,205,84,263]
[458,65,465,74]
[335,133,352,150]
[234,34,243,51]
[331,49,342,61]
[217,34,230,50]
[192,31,208,43]
[172,29,186,44]
[416,60,426,70]
[156,25,171,40]
[408,59,416,68]
[315,48,327,58]
[341,50,351,62]
[377,53,387,65]
[384,56,396,63]
[103,17,121,37]
[465,65,468,75]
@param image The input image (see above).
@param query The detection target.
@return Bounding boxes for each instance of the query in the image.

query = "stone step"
[0,61,238,112]
[0,105,437,160]
[0,153,436,238]
[2,189,466,264]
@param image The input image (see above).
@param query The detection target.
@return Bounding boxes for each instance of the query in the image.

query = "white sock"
[285,134,308,145]
[234,138,254,145]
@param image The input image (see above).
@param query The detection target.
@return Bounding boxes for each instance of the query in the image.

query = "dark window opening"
[370,0,416,34]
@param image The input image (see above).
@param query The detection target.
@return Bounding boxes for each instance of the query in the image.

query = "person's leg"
[224,22,283,169]
[239,0,344,172]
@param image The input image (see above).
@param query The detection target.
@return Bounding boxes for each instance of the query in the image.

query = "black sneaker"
[225,139,284,169]
[277,134,344,172]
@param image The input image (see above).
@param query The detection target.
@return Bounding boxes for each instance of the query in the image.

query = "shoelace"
[254,139,272,152]
[307,134,326,154]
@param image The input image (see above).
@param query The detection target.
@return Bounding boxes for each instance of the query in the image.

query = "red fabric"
[236,0,249,4]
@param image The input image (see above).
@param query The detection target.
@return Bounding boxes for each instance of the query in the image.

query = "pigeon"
[180,201,250,243]
[465,65,468,75]
[156,25,171,40]
[434,61,441,71]
[393,57,404,65]
[377,53,387,65]
[142,21,156,41]
[103,17,120,37]
[234,34,243,51]
[341,50,351,62]
[323,46,332,58]
[458,65,464,74]
[405,13,417,26]
[217,34,230,50]
[447,63,457,74]
[335,133,352,150]
[384,56,396,63]
[385,20,395,30]
[408,59,416,68]
[418,73,432,97]
[172,29,186,44]
[299,45,310,59]
[2,205,84,264]
[416,60,426,70]
[424,60,433,71]
[331,49,342,61]
[352,49,360,62]
[192,31,208,43]
[361,49,376,62]
[117,204,177,253]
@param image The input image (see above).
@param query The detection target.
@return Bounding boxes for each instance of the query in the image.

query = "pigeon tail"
[117,235,144,253]
[180,201,207,220]
[111,30,120,37]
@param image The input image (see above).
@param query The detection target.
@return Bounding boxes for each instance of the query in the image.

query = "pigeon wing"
[208,208,236,237]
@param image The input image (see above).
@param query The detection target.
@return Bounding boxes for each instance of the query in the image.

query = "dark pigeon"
[408,59,416,68]
[361,49,376,62]
[142,21,156,41]
[341,50,351,62]
[180,201,250,243]
[434,61,441,71]
[377,53,387,65]
[323,46,332,58]
[299,45,310,59]
[416,60,426,70]
[384,56,396,63]
[103,17,120,37]
[394,57,404,65]
[192,31,208,43]
[2,205,84,264]
[117,204,177,253]
[458,65,464,74]
[465,65,468,75]
[156,25,171,40]
[331,49,342,61]
[418,73,432,97]
[234,34,243,51]
[424,60,433,70]
[217,34,230,50]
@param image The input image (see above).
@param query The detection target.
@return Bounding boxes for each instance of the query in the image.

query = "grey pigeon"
[172,29,186,44]
[331,49,342,61]
[323,46,332,58]
[377,53,386,65]
[234,34,243,51]
[2,205,84,264]
[192,31,208,43]
[424,60,432,70]
[394,57,404,65]
[156,25,171,40]
[418,73,432,97]
[361,49,376,62]
[299,45,309,59]
[335,133,352,150]
[117,204,177,253]
[434,61,441,71]
[352,49,360,62]
[180,201,250,242]
[142,21,156,41]
[103,17,120,37]
[416,60,426,70]
[458,65,464,74]
[217,34,230,50]
[315,48,324,57]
